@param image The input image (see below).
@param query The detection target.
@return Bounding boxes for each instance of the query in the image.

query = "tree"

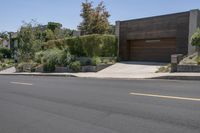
[191,28,200,56]
[78,0,110,35]
[108,25,115,35]
[18,21,35,61]
[0,32,9,40]
[78,0,94,35]
[90,1,110,34]
[47,22,62,32]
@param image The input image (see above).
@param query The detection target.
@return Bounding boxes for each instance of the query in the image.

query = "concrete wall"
[198,10,200,28]
[119,12,190,61]
[115,21,120,58]
[188,9,200,55]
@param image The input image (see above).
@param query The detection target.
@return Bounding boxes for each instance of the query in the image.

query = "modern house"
[116,9,200,62]
[0,32,18,50]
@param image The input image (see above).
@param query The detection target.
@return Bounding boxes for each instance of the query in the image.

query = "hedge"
[43,34,117,57]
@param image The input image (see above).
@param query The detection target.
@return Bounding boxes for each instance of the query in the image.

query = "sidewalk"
[1,71,200,80]
[152,73,200,80]
[1,67,200,80]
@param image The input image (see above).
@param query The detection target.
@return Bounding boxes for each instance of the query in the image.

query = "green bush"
[59,48,74,66]
[43,61,56,72]
[43,34,117,57]
[16,62,38,72]
[34,51,44,63]
[91,57,101,66]
[69,61,81,72]
[0,47,12,58]
[0,53,3,61]
[191,28,200,46]
[76,57,92,66]
[196,56,200,65]
[42,49,63,72]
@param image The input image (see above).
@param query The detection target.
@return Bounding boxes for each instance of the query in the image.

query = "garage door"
[129,38,176,62]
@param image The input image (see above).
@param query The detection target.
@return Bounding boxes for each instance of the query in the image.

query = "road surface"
[0,76,200,133]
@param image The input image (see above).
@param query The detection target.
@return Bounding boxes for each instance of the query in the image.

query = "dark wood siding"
[130,38,176,62]
[119,12,190,61]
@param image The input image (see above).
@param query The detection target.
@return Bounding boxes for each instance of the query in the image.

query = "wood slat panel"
[130,38,176,62]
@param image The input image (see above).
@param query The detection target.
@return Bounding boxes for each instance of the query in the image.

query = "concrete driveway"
[77,62,168,79]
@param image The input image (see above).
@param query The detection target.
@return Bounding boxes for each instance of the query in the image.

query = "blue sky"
[0,0,200,32]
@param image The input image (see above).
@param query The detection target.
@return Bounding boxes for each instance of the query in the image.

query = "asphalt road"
[0,76,200,133]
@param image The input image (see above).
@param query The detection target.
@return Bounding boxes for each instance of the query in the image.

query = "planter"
[81,66,96,72]
[55,66,69,73]
[81,64,112,72]
[35,65,44,72]
[177,65,200,72]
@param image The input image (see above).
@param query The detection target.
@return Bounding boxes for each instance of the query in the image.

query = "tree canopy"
[47,22,62,32]
[17,20,73,62]
[78,0,111,35]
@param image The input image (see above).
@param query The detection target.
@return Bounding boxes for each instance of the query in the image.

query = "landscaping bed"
[171,53,200,72]
[16,57,115,73]
[0,59,15,71]
[16,34,117,73]
[0,47,14,71]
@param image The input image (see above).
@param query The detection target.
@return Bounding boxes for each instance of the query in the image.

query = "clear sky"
[0,0,200,32]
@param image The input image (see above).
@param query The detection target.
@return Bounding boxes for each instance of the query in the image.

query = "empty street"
[0,76,200,133]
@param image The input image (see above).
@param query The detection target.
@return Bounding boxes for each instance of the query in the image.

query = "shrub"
[196,56,200,65]
[77,57,92,66]
[16,62,38,72]
[0,53,3,61]
[42,49,63,72]
[91,57,101,66]
[191,28,200,47]
[41,49,62,64]
[69,61,81,72]
[0,47,12,58]
[59,48,74,66]
[43,61,56,72]
[43,34,117,57]
[34,51,44,63]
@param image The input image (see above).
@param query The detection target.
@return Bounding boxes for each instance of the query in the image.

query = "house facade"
[116,9,200,62]
[0,38,9,48]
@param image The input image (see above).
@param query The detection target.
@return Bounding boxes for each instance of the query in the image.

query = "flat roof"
[119,9,199,23]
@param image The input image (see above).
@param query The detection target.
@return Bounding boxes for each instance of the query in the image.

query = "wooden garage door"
[130,38,176,62]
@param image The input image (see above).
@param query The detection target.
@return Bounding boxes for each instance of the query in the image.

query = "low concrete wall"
[18,64,113,73]
[81,64,112,72]
[177,65,200,72]
[81,66,96,72]
[55,67,69,73]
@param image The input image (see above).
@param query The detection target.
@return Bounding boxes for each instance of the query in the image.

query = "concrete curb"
[0,73,77,77]
[1,73,200,81]
[151,76,200,81]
